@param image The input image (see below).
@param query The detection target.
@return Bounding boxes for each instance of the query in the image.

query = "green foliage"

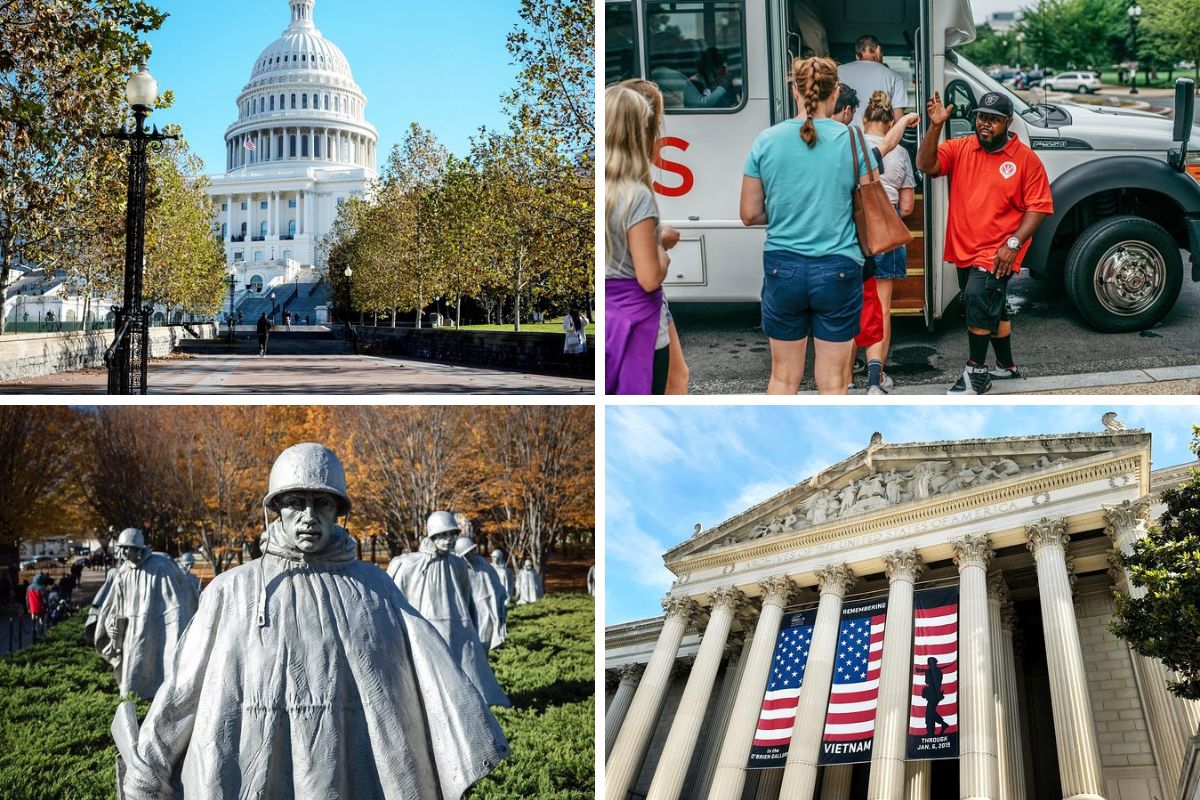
[957,25,1016,68]
[1110,426,1200,700]
[1008,0,1128,72]
[469,594,596,799]
[0,599,596,799]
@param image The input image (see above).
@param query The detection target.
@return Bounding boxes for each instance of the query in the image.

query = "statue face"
[120,546,143,564]
[431,532,455,554]
[276,491,339,553]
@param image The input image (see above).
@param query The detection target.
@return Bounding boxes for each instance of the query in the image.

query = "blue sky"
[605,404,1200,625]
[143,0,523,173]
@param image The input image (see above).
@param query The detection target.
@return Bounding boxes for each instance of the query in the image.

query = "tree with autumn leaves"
[0,406,593,577]
[321,0,594,330]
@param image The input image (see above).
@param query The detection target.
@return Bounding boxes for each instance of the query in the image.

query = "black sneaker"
[947,364,992,395]
[990,363,1022,379]
[853,357,867,375]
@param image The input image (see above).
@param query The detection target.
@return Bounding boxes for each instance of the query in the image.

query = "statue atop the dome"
[111,444,508,799]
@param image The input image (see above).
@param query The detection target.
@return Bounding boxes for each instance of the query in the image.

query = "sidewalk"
[884,364,1200,395]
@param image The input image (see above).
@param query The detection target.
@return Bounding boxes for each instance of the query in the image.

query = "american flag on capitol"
[243,139,256,151]
[747,610,816,768]
[906,586,960,760]
[818,597,887,764]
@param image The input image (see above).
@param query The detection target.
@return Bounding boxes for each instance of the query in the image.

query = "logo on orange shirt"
[999,161,1017,180]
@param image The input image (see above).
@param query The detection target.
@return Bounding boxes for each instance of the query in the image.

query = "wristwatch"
[1006,236,1021,250]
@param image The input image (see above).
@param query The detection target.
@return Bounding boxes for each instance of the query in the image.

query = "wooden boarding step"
[890,192,925,316]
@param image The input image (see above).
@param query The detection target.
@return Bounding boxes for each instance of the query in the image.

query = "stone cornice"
[668,452,1144,575]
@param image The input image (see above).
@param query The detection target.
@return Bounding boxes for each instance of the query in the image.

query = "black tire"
[1064,215,1183,332]
[1076,84,1088,94]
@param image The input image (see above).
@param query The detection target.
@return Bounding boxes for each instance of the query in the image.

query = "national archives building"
[605,421,1200,800]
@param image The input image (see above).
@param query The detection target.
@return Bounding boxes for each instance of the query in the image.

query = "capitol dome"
[222,0,377,174]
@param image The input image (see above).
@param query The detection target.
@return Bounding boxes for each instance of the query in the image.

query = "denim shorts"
[874,245,908,280]
[761,250,863,342]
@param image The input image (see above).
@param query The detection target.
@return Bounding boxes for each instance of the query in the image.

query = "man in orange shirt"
[916,91,1053,395]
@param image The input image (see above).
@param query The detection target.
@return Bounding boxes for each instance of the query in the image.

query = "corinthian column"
[953,533,999,800]
[687,634,753,799]
[906,761,931,800]
[1026,518,1105,800]
[606,664,644,758]
[707,575,795,800]
[821,764,854,800]
[868,549,924,799]
[606,595,700,800]
[779,563,857,798]
[987,574,1025,800]
[647,586,747,800]
[1105,499,1199,790]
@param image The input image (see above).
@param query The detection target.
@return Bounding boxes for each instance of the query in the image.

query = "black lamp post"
[226,268,237,343]
[343,266,353,323]
[104,66,176,394]
[1016,32,1024,70]
[1128,4,1142,94]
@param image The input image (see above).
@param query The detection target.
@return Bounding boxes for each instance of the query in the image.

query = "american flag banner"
[818,596,888,764]
[906,586,960,760]
[746,609,817,769]
[243,138,256,151]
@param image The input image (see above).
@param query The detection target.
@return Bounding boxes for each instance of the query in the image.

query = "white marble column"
[606,664,643,758]
[868,549,924,799]
[247,191,255,241]
[753,769,783,800]
[225,195,233,242]
[606,595,700,800]
[687,634,752,800]
[707,575,795,800]
[906,761,931,800]
[647,586,747,800]
[1025,518,1106,800]
[820,764,854,800]
[779,563,857,799]
[1104,499,1199,790]
[305,188,315,235]
[987,574,1026,800]
[953,533,999,800]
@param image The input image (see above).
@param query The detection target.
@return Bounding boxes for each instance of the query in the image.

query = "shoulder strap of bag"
[848,124,861,186]
[854,126,879,181]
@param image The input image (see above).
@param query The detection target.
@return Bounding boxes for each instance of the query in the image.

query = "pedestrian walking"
[256,312,272,357]
[740,57,872,394]
[605,80,675,394]
[915,91,1053,395]
[861,90,917,394]
[284,310,292,331]
[562,307,588,356]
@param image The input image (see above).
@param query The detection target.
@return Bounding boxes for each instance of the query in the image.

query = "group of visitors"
[605,34,1053,395]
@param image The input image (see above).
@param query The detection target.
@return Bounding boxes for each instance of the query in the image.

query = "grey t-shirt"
[606,182,670,349]
[838,60,909,127]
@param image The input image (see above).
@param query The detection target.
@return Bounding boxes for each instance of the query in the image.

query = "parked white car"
[1045,71,1102,93]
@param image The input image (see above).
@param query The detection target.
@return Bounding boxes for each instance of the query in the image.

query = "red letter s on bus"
[653,137,694,198]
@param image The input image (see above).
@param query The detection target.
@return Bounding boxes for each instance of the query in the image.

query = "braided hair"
[793,57,839,147]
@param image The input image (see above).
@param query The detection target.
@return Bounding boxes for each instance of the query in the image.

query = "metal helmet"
[491,549,505,560]
[116,528,145,549]
[263,443,350,515]
[426,511,460,538]
[179,552,196,568]
[454,536,477,556]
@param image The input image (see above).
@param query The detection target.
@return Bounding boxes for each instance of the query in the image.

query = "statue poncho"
[516,565,544,604]
[94,551,200,700]
[388,540,511,707]
[490,559,514,604]
[464,552,506,649]
[114,522,509,800]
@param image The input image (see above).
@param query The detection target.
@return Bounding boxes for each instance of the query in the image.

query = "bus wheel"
[1064,215,1182,332]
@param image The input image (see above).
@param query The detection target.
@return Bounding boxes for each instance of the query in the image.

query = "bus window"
[606,2,639,84]
[644,1,745,113]
[944,79,977,140]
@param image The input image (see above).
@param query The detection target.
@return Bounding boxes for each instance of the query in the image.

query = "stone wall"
[1078,590,1165,800]
[0,324,217,383]
[354,326,595,378]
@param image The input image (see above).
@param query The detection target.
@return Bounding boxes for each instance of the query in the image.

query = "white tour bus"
[605,0,1200,331]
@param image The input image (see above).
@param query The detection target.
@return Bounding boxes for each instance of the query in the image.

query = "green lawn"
[0,595,595,799]
[1095,70,1188,90]
[457,322,596,334]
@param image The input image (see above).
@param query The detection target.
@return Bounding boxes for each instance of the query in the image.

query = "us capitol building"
[206,0,378,322]
[605,416,1200,800]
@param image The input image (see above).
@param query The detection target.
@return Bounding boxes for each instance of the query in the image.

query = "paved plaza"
[0,350,592,394]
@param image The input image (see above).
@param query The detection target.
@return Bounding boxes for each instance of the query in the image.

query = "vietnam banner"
[906,586,960,760]
[746,609,817,768]
[817,595,888,765]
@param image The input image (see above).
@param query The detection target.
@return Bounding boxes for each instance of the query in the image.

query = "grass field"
[0,595,595,799]
[457,322,596,334]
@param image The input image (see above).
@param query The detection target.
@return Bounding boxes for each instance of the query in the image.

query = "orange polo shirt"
[936,132,1053,273]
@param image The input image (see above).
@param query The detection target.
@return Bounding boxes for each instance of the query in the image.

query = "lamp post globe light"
[343,266,353,324]
[1128,4,1142,95]
[226,267,238,343]
[1016,32,1025,69]
[104,65,177,395]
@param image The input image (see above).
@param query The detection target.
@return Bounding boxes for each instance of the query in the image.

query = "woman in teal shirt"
[740,56,869,395]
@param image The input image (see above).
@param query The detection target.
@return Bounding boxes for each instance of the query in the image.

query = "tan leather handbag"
[848,126,914,256]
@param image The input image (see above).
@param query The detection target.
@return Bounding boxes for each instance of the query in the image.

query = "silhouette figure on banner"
[916,656,949,736]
